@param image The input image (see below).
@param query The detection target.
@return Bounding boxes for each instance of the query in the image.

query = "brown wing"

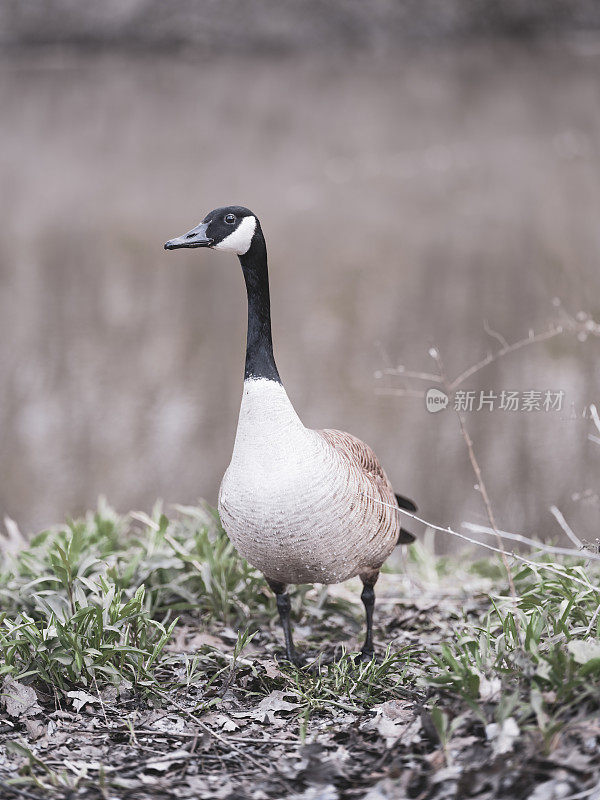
[316,429,389,482]
[315,429,415,546]
[315,428,396,536]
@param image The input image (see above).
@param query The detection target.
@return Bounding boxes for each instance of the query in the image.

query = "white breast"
[218,379,397,585]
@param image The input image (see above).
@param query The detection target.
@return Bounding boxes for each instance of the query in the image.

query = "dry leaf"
[361,700,415,748]
[486,717,520,755]
[233,690,298,725]
[24,719,46,740]
[479,675,502,702]
[216,714,239,732]
[67,690,99,712]
[1,517,25,556]
[256,658,285,679]
[2,679,42,719]
[145,749,189,773]
[292,785,339,800]
[568,639,600,666]
[167,626,224,652]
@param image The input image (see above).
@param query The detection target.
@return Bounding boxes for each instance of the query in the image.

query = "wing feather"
[314,429,400,543]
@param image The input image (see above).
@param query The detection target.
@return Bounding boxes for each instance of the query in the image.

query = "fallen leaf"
[167,626,225,652]
[233,690,298,725]
[216,714,239,732]
[291,785,338,800]
[302,743,347,787]
[486,717,520,755]
[478,675,502,702]
[361,700,416,748]
[24,719,46,740]
[146,713,187,735]
[145,749,189,773]
[67,690,99,712]
[100,686,119,704]
[363,778,410,800]
[526,776,575,800]
[431,765,462,784]
[256,658,285,679]
[449,735,479,756]
[2,679,42,719]
[568,639,600,672]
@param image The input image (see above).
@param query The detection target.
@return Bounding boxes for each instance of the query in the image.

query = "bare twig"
[369,496,598,591]
[462,521,594,559]
[93,675,110,729]
[150,687,276,779]
[456,410,518,596]
[379,367,442,383]
[382,310,600,603]
[590,404,600,434]
[429,347,519,604]
[375,387,427,399]
[448,325,564,391]
[585,603,600,637]
[381,323,566,391]
[383,310,599,396]
[483,319,509,349]
[550,506,583,549]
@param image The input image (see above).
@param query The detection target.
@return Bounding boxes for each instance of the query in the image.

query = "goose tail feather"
[394,493,417,544]
[394,493,417,512]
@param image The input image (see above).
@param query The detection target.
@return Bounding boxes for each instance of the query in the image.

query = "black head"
[164,206,260,255]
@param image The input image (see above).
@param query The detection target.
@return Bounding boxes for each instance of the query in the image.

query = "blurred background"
[1,2,599,548]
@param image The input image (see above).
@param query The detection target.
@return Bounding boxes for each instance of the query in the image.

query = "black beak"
[164,222,213,250]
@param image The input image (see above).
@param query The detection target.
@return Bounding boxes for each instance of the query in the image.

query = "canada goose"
[165,206,416,665]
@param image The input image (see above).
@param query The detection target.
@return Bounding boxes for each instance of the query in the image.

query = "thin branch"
[462,521,594,560]
[150,687,275,778]
[379,367,442,383]
[385,309,599,398]
[483,319,509,349]
[378,310,600,598]
[585,603,600,636]
[590,404,600,436]
[457,411,519,601]
[549,506,583,549]
[369,496,598,591]
[375,387,426,399]
[448,325,564,391]
[429,347,519,603]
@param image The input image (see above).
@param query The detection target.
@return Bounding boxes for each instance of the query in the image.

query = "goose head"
[164,206,259,255]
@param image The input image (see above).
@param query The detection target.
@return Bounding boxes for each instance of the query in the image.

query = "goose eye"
[225,214,236,225]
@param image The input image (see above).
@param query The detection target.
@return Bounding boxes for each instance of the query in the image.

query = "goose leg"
[359,570,379,661]
[266,578,303,666]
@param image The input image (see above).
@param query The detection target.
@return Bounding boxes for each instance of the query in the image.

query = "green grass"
[277,647,414,738]
[2,500,600,745]
[0,501,266,691]
[422,556,600,748]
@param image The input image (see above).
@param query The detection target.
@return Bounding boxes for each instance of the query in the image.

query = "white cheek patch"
[214,215,257,255]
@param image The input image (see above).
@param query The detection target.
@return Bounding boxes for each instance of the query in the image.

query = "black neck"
[238,224,281,383]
